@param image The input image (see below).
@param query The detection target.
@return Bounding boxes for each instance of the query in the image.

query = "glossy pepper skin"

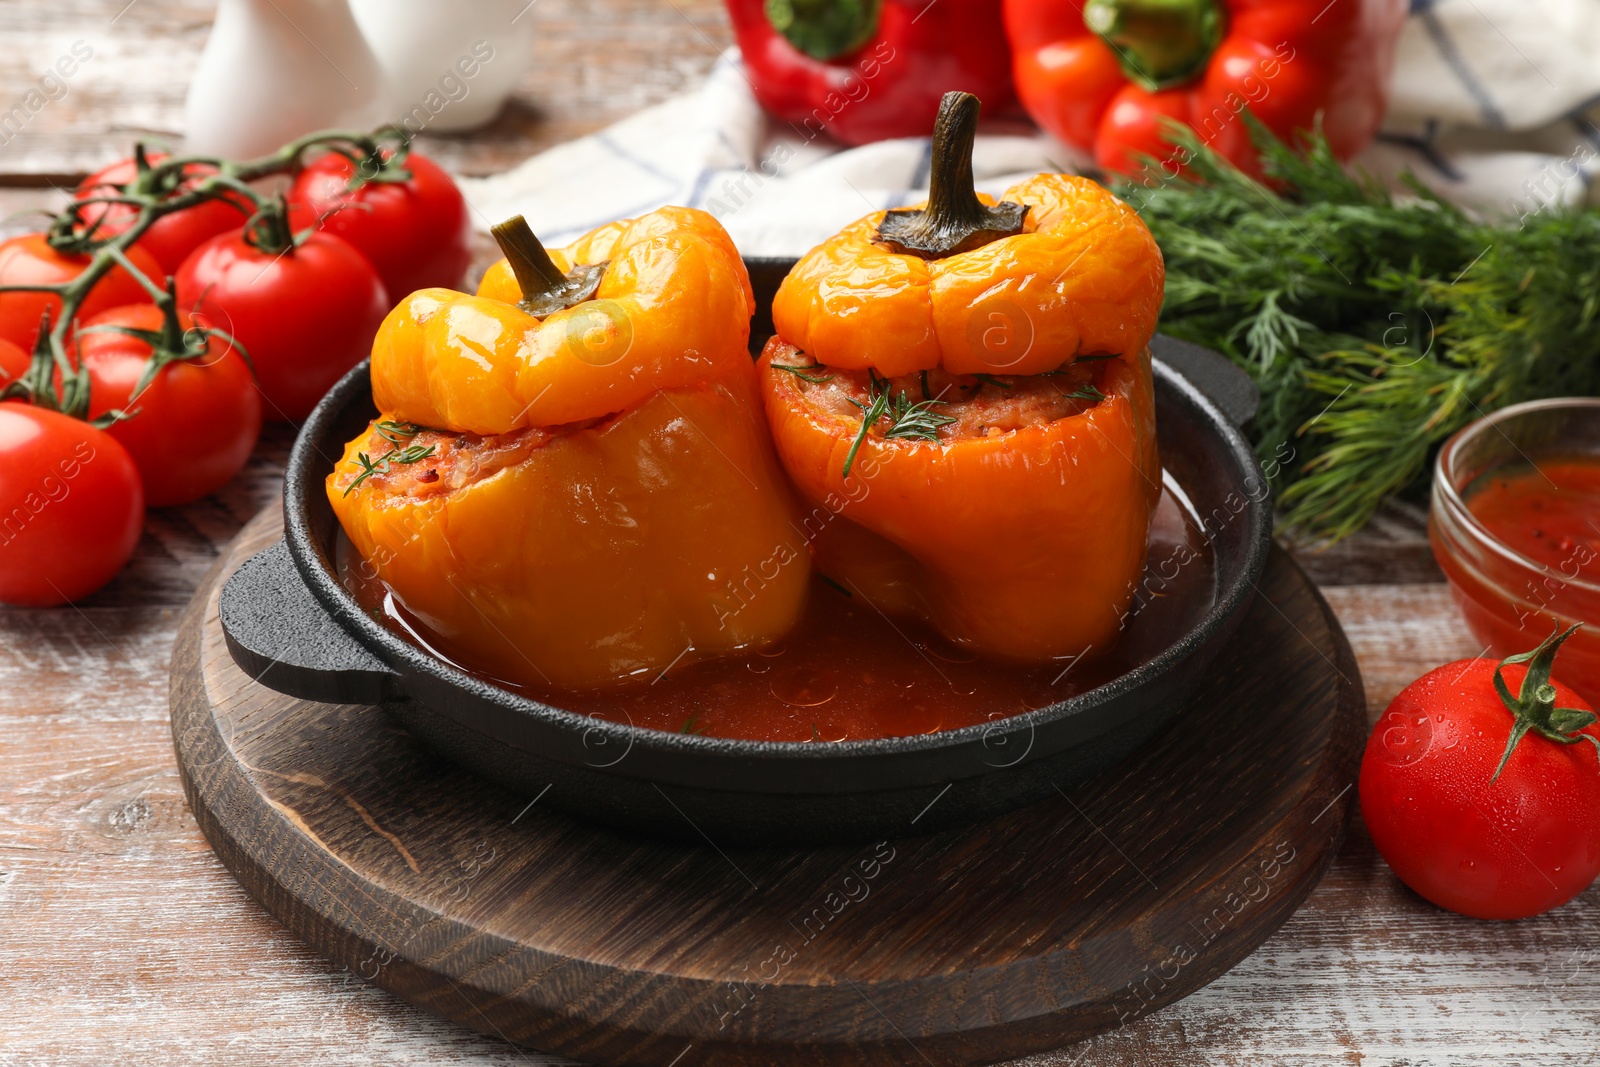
[760,92,1163,662]
[726,0,1015,146]
[328,208,809,691]
[772,173,1163,378]
[1003,0,1406,177]
[377,208,754,434]
[762,343,1159,660]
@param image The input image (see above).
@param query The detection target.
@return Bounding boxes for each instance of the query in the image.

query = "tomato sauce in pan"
[337,473,1218,742]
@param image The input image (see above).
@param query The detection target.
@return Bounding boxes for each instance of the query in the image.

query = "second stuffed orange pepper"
[761,92,1164,663]
[329,208,810,690]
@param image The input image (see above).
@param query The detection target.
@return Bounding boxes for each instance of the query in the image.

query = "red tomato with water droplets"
[1360,636,1600,920]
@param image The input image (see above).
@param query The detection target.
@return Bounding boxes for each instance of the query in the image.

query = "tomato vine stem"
[0,125,413,419]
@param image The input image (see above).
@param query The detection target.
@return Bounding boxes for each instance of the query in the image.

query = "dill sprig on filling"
[343,421,438,496]
[842,370,957,478]
[771,360,836,384]
[374,419,425,446]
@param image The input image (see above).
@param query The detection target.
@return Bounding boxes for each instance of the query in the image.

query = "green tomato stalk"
[1491,624,1597,782]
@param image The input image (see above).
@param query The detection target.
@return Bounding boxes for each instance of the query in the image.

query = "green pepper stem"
[490,215,571,299]
[764,0,881,61]
[875,92,1028,259]
[1083,0,1226,93]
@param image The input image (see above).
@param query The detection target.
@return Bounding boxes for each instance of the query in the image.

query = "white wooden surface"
[11,561,1599,1066]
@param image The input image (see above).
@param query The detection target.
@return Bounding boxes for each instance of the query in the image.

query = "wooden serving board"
[171,506,1365,1067]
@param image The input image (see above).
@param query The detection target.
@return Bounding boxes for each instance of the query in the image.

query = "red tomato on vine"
[76,302,262,507]
[1360,627,1600,920]
[0,234,161,352]
[75,153,252,275]
[0,336,29,388]
[175,200,389,422]
[288,149,471,300]
[0,404,144,606]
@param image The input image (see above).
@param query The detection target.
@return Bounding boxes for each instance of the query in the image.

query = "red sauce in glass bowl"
[1432,454,1600,705]
[1467,460,1600,580]
[338,474,1216,742]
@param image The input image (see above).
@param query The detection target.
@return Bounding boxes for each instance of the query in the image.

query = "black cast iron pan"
[219,257,1272,845]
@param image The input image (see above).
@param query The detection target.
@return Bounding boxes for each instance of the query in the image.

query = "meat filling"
[767,340,1111,442]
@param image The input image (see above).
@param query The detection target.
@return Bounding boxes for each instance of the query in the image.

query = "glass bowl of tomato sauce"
[1430,398,1600,704]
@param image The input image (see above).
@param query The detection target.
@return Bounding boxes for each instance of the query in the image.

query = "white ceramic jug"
[349,0,535,133]
[185,0,384,158]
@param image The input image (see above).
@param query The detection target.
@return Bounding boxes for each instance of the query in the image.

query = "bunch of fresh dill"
[1118,121,1600,543]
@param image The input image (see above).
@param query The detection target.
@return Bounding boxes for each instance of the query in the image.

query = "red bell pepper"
[726,0,1015,147]
[1003,0,1407,177]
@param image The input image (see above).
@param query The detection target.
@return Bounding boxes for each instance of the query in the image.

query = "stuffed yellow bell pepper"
[329,207,810,690]
[760,92,1163,663]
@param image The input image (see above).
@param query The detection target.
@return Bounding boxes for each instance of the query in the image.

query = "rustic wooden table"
[1,3,1594,1065]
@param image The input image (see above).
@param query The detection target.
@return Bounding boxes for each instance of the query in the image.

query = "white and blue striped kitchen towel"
[460,0,1600,258]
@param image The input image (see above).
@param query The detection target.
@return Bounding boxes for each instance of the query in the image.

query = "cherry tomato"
[175,228,389,422]
[0,405,144,606]
[75,303,262,507]
[75,154,251,275]
[0,336,29,387]
[1360,630,1600,919]
[288,150,471,299]
[0,234,162,352]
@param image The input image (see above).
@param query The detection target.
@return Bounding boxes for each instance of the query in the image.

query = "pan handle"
[1150,334,1258,428]
[219,539,399,705]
